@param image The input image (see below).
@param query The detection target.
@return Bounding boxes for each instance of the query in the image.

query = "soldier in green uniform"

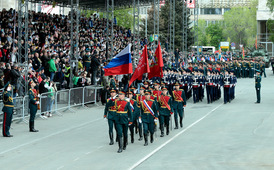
[83,50,91,71]
[172,81,187,129]
[127,89,139,143]
[109,76,116,88]
[104,87,118,145]
[260,61,266,78]
[140,89,158,146]
[29,80,39,132]
[2,82,14,137]
[157,86,173,137]
[115,89,132,153]
[255,70,261,104]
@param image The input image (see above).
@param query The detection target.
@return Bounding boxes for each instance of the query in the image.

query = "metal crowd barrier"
[0,86,103,125]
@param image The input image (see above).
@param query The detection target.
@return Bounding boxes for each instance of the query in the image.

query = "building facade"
[257,0,274,57]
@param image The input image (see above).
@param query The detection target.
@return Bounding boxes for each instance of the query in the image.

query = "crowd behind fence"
[0,86,103,125]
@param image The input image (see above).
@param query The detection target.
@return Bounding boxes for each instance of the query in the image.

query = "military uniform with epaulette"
[114,92,132,153]
[2,83,14,137]
[104,88,118,145]
[140,90,158,145]
[128,97,139,144]
[223,72,232,104]
[255,70,261,103]
[157,86,173,137]
[172,84,186,128]
[29,84,39,132]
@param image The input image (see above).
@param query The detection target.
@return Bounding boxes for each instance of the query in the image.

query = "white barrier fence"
[0,86,103,124]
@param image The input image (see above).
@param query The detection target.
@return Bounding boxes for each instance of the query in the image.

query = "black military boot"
[29,121,39,132]
[174,119,178,129]
[180,117,183,128]
[144,134,148,146]
[166,125,169,135]
[117,137,123,153]
[150,133,154,143]
[123,137,127,150]
[138,128,143,141]
[109,133,114,145]
[131,132,134,143]
[160,125,164,137]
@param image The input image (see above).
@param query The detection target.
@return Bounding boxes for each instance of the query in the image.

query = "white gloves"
[139,118,142,124]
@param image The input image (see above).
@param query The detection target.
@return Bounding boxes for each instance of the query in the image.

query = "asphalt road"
[0,69,274,170]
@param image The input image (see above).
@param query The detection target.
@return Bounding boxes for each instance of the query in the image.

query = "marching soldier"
[140,89,158,146]
[2,82,14,137]
[127,90,139,143]
[115,89,132,153]
[255,70,261,104]
[172,81,186,128]
[158,86,173,137]
[29,80,40,132]
[205,71,214,104]
[192,71,199,103]
[230,71,237,100]
[104,87,118,145]
[216,71,222,100]
[152,81,162,99]
[136,86,146,141]
[223,70,232,104]
[198,69,205,102]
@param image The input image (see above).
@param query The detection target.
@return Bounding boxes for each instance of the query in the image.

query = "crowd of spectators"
[0,8,182,97]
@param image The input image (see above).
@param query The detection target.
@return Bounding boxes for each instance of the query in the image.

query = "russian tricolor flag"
[104,44,133,76]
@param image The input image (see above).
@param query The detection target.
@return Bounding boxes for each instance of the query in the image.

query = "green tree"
[140,1,193,51]
[266,0,274,43]
[114,8,134,29]
[267,19,274,43]
[267,0,274,12]
[159,1,193,50]
[223,0,257,47]
[205,23,223,48]
[84,8,134,29]
[197,19,210,46]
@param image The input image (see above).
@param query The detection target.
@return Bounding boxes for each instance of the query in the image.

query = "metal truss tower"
[133,0,140,69]
[194,0,199,56]
[106,0,114,59]
[182,0,188,57]
[69,0,80,88]
[18,0,29,95]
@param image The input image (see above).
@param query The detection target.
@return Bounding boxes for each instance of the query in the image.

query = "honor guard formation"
[103,58,268,153]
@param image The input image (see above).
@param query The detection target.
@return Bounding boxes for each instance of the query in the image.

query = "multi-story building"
[257,0,274,57]
[190,0,251,26]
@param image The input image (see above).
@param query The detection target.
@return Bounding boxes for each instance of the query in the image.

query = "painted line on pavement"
[57,166,64,170]
[129,103,223,170]
[0,118,102,155]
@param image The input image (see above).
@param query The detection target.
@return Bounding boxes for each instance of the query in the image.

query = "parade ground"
[0,69,274,170]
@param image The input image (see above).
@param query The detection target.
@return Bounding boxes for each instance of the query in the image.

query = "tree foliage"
[84,8,134,29]
[223,0,257,47]
[140,0,193,51]
[197,20,223,48]
[267,19,274,43]
[267,0,274,12]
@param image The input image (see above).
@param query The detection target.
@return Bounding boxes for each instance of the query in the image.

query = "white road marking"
[85,152,91,155]
[0,118,102,155]
[129,103,223,170]
[57,166,64,170]
[74,157,79,161]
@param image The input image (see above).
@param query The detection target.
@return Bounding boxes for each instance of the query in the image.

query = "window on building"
[200,8,222,15]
